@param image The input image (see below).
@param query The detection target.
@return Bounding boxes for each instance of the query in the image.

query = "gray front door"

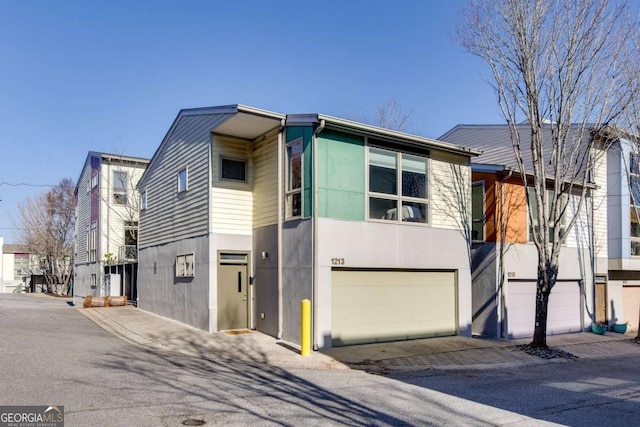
[217,259,249,331]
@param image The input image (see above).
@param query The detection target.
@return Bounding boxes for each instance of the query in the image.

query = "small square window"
[221,157,247,182]
[176,253,194,277]
[178,167,188,192]
[113,193,127,205]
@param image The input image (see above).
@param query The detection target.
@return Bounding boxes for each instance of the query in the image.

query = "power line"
[0,182,59,188]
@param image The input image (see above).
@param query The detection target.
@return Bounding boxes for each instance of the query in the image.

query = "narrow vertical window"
[286,139,303,218]
[140,190,147,210]
[178,167,188,193]
[472,182,485,241]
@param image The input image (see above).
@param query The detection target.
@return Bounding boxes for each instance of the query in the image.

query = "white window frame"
[527,187,566,244]
[220,156,248,183]
[89,221,98,262]
[176,253,195,278]
[285,138,303,219]
[113,171,128,205]
[472,181,485,242]
[177,167,188,193]
[140,190,147,210]
[629,153,640,255]
[89,173,98,191]
[366,145,429,225]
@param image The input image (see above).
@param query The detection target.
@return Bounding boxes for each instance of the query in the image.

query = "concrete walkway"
[79,304,640,374]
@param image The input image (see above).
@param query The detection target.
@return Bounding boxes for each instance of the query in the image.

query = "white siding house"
[73,152,149,306]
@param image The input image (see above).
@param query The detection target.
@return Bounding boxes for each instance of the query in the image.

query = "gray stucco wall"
[282,219,313,345]
[73,263,102,306]
[253,224,279,337]
[138,235,209,331]
[470,243,499,337]
[473,242,596,338]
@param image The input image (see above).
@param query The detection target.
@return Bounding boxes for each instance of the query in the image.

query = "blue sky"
[0,0,502,243]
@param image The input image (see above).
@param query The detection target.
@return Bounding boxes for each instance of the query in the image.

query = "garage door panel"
[331,270,457,346]
[506,281,581,339]
[623,286,640,332]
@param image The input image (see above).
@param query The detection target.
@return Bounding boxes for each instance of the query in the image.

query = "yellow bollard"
[301,299,311,356]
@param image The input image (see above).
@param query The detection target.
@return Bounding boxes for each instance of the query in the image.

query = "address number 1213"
[331,258,345,266]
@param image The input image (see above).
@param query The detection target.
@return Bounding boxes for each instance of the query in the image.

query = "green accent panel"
[317,130,365,220]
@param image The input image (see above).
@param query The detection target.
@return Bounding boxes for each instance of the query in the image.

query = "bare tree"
[16,178,76,294]
[459,0,640,347]
[346,97,412,132]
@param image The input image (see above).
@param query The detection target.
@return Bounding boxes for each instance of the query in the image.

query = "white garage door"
[505,280,582,339]
[331,270,457,346]
[623,286,640,332]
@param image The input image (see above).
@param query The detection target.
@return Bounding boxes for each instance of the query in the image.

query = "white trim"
[177,166,189,193]
[285,137,303,220]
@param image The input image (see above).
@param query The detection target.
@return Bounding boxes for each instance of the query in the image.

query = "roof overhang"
[472,163,597,189]
[211,105,285,140]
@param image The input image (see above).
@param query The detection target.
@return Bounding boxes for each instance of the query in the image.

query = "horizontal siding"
[211,135,253,235]
[99,162,147,257]
[75,161,93,264]
[430,152,471,231]
[592,151,608,258]
[211,187,253,235]
[139,113,232,248]
[253,132,278,228]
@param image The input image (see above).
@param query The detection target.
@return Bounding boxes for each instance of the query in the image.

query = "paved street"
[1,293,639,426]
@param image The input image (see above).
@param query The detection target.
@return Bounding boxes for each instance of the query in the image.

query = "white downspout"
[312,119,325,350]
[277,120,285,340]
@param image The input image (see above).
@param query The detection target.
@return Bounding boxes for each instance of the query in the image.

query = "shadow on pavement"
[391,347,640,426]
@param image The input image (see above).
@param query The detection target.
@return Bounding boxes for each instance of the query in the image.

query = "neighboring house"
[137,104,480,350]
[73,152,149,306]
[1,241,41,293]
[607,137,640,332]
[440,124,610,339]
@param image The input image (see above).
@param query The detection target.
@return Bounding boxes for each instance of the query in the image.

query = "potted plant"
[591,322,607,335]
[611,322,628,334]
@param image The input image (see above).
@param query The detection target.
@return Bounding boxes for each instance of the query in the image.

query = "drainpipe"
[277,119,285,340]
[498,168,513,338]
[312,119,325,350]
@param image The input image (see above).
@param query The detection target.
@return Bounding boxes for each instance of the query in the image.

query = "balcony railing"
[119,245,138,262]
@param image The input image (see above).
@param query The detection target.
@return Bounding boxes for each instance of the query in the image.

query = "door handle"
[238,271,242,293]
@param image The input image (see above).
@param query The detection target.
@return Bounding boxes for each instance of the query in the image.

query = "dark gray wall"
[471,243,499,337]
[282,219,313,345]
[253,224,279,337]
[138,235,210,331]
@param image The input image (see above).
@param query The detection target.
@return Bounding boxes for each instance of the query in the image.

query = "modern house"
[607,137,640,332]
[440,124,610,339]
[1,240,41,293]
[137,104,480,350]
[73,152,149,306]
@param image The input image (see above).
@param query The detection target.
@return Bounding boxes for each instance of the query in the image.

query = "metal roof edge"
[315,114,481,157]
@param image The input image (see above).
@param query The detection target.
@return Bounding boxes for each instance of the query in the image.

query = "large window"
[368,147,428,223]
[177,167,188,193]
[472,182,485,241]
[286,139,303,218]
[113,171,128,205]
[527,188,566,243]
[221,157,247,182]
